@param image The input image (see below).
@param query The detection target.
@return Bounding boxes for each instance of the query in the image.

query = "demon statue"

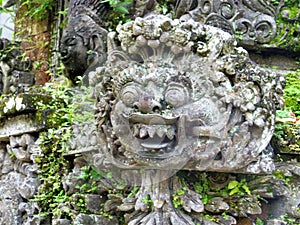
[86,15,285,224]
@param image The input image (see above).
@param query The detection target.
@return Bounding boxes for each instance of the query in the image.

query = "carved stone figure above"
[60,0,109,84]
[60,0,300,87]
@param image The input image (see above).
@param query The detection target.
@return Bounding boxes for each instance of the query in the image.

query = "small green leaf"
[106,172,113,179]
[228,180,239,190]
[229,187,239,196]
[115,6,129,14]
[242,184,251,195]
[177,189,185,196]
[86,50,95,55]
[58,8,68,15]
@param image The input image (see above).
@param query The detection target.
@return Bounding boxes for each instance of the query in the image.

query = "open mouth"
[128,114,178,158]
[132,124,177,157]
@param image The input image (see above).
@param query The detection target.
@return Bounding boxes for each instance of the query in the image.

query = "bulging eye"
[121,84,141,107]
[164,83,189,107]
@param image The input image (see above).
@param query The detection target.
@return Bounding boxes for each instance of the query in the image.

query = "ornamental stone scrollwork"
[60,0,299,86]
[88,15,285,224]
[175,0,278,47]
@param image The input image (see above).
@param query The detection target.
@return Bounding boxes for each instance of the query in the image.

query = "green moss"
[272,71,300,153]
[270,1,300,52]
[284,71,300,116]
[273,122,300,153]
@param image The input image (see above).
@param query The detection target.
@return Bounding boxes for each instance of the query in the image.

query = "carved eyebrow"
[166,75,192,89]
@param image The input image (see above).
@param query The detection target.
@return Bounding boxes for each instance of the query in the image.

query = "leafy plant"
[156,0,174,15]
[255,218,264,225]
[270,0,300,51]
[127,186,139,198]
[284,71,300,117]
[172,189,185,208]
[227,179,251,196]
[101,0,131,14]
[21,0,56,20]
[31,83,95,219]
[101,0,133,29]
[194,174,211,204]
[142,195,153,209]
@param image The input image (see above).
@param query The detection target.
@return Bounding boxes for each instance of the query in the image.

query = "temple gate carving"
[0,0,299,224]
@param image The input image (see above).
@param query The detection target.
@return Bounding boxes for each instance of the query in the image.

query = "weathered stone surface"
[87,13,286,224]
[94,15,284,173]
[0,114,45,141]
[74,213,119,225]
[205,197,229,213]
[0,1,298,225]
[65,122,101,156]
[52,219,72,225]
[0,134,40,225]
[0,39,34,94]
[85,194,107,213]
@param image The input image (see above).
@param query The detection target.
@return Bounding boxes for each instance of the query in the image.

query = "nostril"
[133,102,139,110]
[152,102,162,113]
[152,106,160,112]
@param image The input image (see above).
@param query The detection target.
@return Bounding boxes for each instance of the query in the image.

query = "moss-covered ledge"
[0,93,55,141]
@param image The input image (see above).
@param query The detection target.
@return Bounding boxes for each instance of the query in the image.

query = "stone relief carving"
[60,0,109,85]
[60,0,295,85]
[0,134,41,225]
[93,15,284,173]
[176,0,278,47]
[0,0,298,224]
[86,15,285,224]
[0,39,34,94]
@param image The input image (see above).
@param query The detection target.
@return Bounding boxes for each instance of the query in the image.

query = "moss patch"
[270,0,300,52]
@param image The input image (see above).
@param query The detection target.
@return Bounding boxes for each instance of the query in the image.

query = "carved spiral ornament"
[177,0,277,46]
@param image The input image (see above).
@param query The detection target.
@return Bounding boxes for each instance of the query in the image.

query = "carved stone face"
[109,62,226,167]
[94,15,284,173]
[60,33,89,83]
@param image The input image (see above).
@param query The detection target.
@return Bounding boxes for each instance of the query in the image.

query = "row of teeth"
[141,147,173,154]
[132,124,176,139]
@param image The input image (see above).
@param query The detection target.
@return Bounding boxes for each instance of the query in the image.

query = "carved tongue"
[141,137,169,149]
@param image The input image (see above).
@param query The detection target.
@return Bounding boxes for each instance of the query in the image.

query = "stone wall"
[0,0,299,225]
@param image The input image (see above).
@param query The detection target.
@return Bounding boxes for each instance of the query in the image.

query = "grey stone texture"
[0,0,299,224]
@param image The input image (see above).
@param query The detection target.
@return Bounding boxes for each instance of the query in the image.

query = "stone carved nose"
[133,95,162,113]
